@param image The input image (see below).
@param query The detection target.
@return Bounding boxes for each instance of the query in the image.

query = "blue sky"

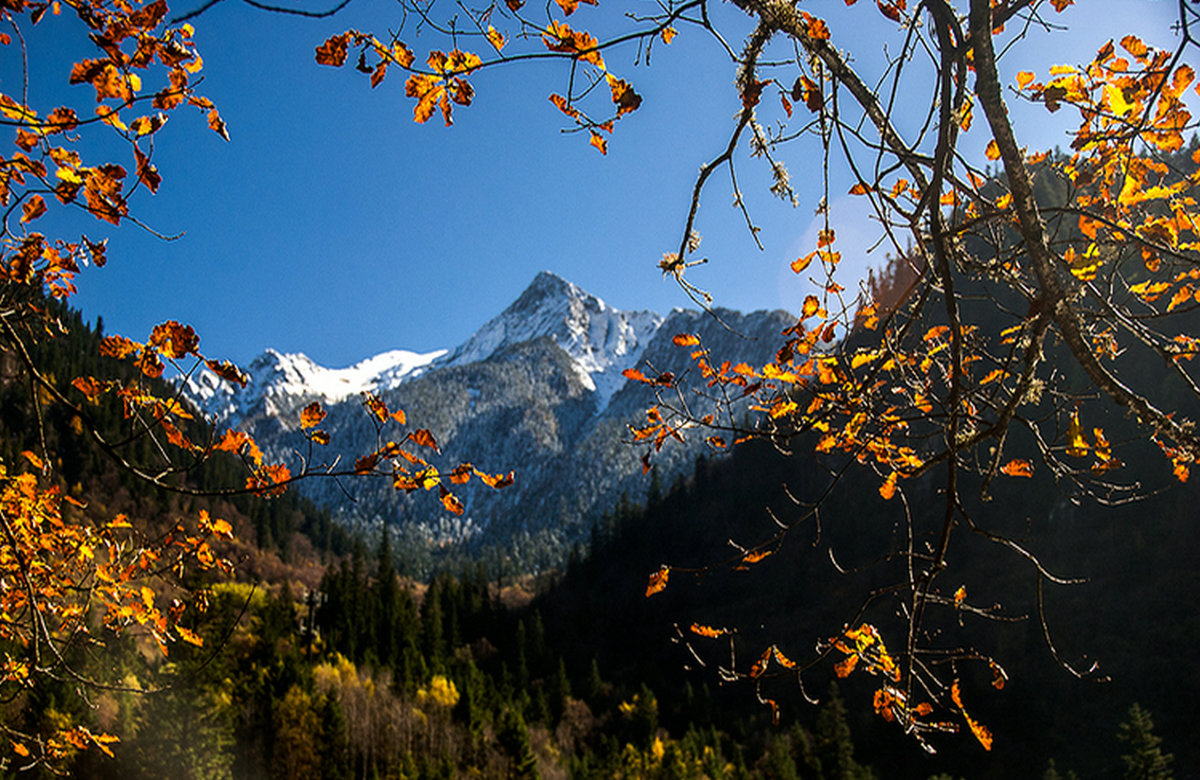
[13,0,1182,367]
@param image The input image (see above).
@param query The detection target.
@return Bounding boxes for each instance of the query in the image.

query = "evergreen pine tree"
[1118,703,1174,780]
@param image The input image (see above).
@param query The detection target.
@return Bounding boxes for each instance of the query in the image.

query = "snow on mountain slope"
[177,271,795,573]
[442,271,663,410]
[183,346,446,422]
[186,271,665,423]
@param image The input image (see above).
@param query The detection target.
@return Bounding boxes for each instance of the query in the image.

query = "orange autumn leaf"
[660,26,677,44]
[985,139,1000,160]
[362,392,390,422]
[316,34,350,66]
[486,25,507,52]
[206,109,229,141]
[772,645,797,669]
[954,585,967,608]
[205,359,248,387]
[148,321,199,360]
[741,549,772,565]
[951,680,994,751]
[407,428,440,452]
[99,335,142,360]
[748,647,771,678]
[672,333,701,347]
[1000,458,1033,477]
[645,565,669,597]
[689,623,727,638]
[439,485,465,515]
[474,468,515,489]
[878,471,898,500]
[607,74,642,117]
[791,251,817,274]
[1065,410,1089,457]
[246,463,291,497]
[300,403,326,431]
[989,660,1008,690]
[553,0,596,15]
[20,195,46,223]
[834,653,859,678]
[589,132,607,155]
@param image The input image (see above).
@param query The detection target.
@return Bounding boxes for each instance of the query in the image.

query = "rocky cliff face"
[181,271,794,571]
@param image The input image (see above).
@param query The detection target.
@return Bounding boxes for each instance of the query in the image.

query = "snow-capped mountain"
[180,271,794,574]
[185,347,446,422]
[443,271,663,409]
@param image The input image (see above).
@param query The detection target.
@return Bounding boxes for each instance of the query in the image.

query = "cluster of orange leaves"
[315,2,646,152]
[1,0,225,250]
[0,456,232,761]
[348,393,513,515]
[828,624,997,751]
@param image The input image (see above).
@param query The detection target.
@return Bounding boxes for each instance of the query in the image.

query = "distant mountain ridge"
[180,271,794,573]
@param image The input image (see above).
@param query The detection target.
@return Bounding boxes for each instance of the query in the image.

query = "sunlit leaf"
[645,565,669,597]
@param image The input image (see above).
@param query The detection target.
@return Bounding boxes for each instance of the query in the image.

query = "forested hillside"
[0,298,1189,778]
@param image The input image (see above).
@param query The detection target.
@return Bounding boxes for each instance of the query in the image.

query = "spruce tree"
[1118,703,1174,780]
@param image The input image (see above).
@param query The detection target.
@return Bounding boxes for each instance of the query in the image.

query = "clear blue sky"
[13,0,1182,367]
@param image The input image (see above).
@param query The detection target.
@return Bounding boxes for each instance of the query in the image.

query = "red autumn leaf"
[72,375,109,403]
[549,93,580,120]
[21,450,45,471]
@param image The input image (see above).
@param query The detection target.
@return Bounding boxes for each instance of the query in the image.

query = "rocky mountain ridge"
[181,271,795,573]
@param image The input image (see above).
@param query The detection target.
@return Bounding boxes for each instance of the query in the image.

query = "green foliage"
[1119,704,1174,780]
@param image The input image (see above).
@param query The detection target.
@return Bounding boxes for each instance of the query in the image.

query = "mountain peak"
[442,273,662,408]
